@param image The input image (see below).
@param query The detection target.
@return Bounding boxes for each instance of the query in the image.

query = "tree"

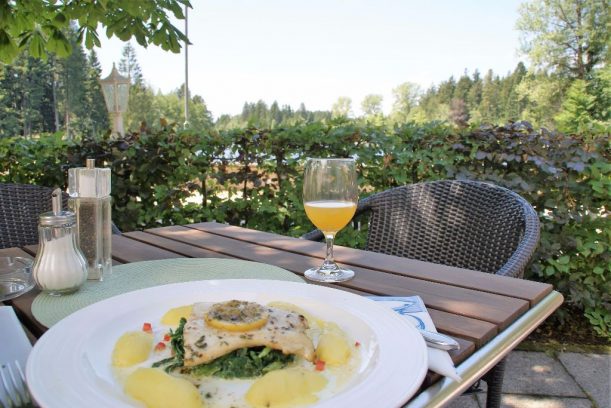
[332,97,352,118]
[391,82,420,123]
[503,62,528,121]
[436,76,456,104]
[0,62,24,137]
[588,65,611,123]
[516,0,609,80]
[361,94,383,117]
[449,98,470,127]
[454,71,473,103]
[555,79,599,133]
[297,103,309,122]
[270,101,282,127]
[516,72,565,127]
[479,70,501,124]
[119,43,143,85]
[0,1,190,63]
[82,50,110,136]
[56,28,88,138]
[467,70,483,109]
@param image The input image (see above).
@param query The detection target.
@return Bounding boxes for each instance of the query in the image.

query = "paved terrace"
[448,350,610,408]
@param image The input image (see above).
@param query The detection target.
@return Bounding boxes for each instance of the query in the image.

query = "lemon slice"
[205,300,269,332]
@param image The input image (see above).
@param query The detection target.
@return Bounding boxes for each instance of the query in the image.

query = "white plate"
[27,279,427,408]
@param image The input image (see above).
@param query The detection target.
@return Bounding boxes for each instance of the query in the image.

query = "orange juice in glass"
[303,158,358,282]
[304,201,357,235]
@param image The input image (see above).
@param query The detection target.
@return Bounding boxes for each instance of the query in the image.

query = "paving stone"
[502,351,586,397]
[475,393,593,408]
[445,393,481,408]
[558,352,610,408]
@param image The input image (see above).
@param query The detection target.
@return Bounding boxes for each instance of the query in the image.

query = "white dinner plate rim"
[27,279,428,408]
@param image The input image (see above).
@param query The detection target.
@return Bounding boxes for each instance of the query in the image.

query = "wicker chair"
[302,179,541,408]
[0,183,121,249]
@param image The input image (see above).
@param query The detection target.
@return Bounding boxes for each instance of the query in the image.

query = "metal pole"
[184,4,190,128]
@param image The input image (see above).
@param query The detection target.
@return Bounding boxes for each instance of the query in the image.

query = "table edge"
[405,290,564,408]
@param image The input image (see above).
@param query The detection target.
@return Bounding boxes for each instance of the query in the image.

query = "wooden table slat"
[189,222,553,305]
[111,234,187,263]
[123,231,233,259]
[0,247,32,258]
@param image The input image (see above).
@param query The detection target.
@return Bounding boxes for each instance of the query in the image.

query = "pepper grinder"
[32,189,88,296]
[68,158,113,281]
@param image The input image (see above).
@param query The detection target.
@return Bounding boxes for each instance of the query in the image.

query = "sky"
[96,0,526,119]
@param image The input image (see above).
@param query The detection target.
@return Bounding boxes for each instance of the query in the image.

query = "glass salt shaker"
[68,158,112,281]
[32,189,88,296]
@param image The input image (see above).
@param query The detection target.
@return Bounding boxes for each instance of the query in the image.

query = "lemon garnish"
[205,300,269,332]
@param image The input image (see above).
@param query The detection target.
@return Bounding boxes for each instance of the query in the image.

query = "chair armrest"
[495,203,540,278]
[111,222,122,235]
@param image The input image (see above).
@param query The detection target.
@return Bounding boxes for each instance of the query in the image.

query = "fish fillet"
[183,302,315,366]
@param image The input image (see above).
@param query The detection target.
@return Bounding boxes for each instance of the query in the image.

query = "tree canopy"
[516,0,609,79]
[0,0,190,63]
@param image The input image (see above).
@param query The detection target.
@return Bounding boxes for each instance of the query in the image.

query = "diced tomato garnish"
[163,333,171,342]
[142,322,152,333]
[154,342,166,352]
[355,341,361,347]
[314,360,326,371]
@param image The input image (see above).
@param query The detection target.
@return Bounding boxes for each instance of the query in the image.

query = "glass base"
[44,286,81,296]
[304,266,355,283]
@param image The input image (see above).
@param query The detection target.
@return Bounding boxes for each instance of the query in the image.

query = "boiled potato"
[246,368,327,408]
[316,331,351,366]
[112,331,153,367]
[124,368,203,408]
[161,304,193,327]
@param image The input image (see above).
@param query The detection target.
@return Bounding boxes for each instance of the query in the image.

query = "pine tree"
[118,43,143,85]
[503,62,528,122]
[83,50,110,136]
[479,70,501,124]
[436,76,456,105]
[270,101,282,126]
[0,63,23,137]
[555,79,598,134]
[56,27,88,138]
[467,70,483,111]
[454,71,472,103]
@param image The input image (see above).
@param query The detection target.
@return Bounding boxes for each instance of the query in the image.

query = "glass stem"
[322,234,338,272]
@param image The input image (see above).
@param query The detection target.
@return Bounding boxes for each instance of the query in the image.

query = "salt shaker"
[68,158,112,281]
[32,189,88,296]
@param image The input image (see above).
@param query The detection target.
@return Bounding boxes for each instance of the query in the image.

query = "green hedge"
[1,121,609,339]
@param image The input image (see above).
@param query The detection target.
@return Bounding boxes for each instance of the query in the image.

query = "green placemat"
[32,258,304,327]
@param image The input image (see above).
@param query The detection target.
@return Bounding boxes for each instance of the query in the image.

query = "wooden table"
[2,222,563,407]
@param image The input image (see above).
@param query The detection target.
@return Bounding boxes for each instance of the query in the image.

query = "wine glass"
[303,158,358,282]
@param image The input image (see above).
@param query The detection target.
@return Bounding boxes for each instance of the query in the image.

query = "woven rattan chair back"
[363,180,540,278]
[0,183,70,249]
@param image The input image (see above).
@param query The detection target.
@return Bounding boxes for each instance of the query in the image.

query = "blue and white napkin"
[369,296,461,381]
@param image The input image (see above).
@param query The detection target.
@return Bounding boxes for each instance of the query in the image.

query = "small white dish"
[0,257,35,302]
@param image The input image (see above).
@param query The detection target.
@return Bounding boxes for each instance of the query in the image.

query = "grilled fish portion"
[183,301,315,366]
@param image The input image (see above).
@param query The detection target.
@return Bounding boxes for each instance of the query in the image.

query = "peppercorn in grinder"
[68,158,112,281]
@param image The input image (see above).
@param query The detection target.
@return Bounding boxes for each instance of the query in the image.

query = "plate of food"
[26,279,428,408]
